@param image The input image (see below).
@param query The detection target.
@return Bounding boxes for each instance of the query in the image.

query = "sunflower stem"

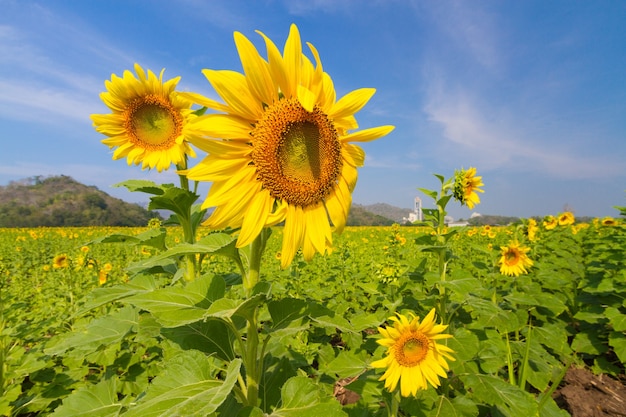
[176,159,197,281]
[388,390,400,417]
[244,229,268,297]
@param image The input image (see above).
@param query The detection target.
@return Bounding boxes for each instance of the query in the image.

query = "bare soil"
[554,367,626,417]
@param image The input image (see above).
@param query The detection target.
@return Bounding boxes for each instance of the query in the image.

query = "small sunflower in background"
[558,211,575,226]
[526,218,539,241]
[452,167,484,210]
[371,309,455,397]
[91,63,199,171]
[601,217,617,226]
[52,254,70,269]
[182,24,394,268]
[498,240,533,276]
[543,215,557,230]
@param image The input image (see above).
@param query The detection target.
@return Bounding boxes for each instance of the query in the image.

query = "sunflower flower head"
[558,211,575,226]
[182,24,394,268]
[601,216,617,226]
[371,309,455,397]
[91,63,198,172]
[499,240,533,276]
[543,215,557,230]
[53,254,70,269]
[452,167,484,210]
[526,219,539,241]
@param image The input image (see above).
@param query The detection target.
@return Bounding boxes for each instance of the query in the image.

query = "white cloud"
[424,86,624,179]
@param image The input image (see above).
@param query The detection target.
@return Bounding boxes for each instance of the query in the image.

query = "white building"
[404,197,423,223]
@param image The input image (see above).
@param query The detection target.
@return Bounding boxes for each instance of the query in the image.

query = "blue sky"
[1,0,625,220]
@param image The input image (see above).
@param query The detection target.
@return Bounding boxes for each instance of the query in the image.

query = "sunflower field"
[3,22,625,417]
[1,211,624,416]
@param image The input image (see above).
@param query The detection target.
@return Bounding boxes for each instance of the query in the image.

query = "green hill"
[0,175,161,227]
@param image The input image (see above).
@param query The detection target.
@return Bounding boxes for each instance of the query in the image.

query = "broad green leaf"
[605,307,626,332]
[608,331,626,364]
[571,331,608,355]
[268,376,347,417]
[125,352,241,417]
[124,274,224,327]
[323,350,369,378]
[77,275,160,314]
[132,233,238,268]
[45,306,139,355]
[432,395,478,417]
[50,378,121,417]
[268,298,308,330]
[463,374,538,417]
[148,187,199,220]
[418,187,438,201]
[88,228,167,251]
[114,179,169,195]
[205,294,266,322]
[162,320,236,361]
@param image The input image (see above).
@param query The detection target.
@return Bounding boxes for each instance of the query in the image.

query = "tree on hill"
[0,175,162,227]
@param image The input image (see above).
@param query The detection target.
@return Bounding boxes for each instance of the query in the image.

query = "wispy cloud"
[424,85,624,179]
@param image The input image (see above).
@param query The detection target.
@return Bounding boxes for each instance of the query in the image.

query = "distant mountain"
[353,203,413,223]
[347,205,396,226]
[0,175,162,227]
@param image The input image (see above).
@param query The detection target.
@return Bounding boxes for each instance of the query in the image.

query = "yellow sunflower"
[498,240,533,276]
[558,211,575,226]
[453,167,484,209]
[91,63,198,172]
[526,218,538,241]
[52,254,70,269]
[181,24,394,267]
[371,309,454,397]
[543,215,557,230]
[601,217,617,226]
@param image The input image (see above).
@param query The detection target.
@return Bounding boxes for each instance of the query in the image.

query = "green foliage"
[1,215,625,415]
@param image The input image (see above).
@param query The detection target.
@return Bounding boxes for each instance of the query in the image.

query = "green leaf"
[148,187,199,220]
[463,374,538,417]
[87,228,167,251]
[125,352,241,417]
[132,233,238,269]
[571,331,608,355]
[605,307,626,332]
[268,376,347,417]
[432,395,478,417]
[79,275,160,313]
[418,187,438,201]
[50,378,122,417]
[268,298,308,331]
[162,320,236,361]
[205,294,266,322]
[608,331,626,364]
[124,274,224,328]
[114,179,168,195]
[45,305,139,355]
[324,350,369,379]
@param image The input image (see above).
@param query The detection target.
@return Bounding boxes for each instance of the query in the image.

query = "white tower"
[414,197,423,222]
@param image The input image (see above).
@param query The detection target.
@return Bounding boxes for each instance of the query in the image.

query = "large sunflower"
[182,24,394,267]
[371,309,454,397]
[498,240,533,276]
[91,63,198,172]
[453,167,484,210]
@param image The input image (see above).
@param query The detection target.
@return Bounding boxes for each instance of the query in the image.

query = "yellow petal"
[189,114,252,141]
[330,88,376,120]
[238,188,272,247]
[234,31,276,105]
[282,24,302,99]
[202,69,263,120]
[341,125,395,143]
